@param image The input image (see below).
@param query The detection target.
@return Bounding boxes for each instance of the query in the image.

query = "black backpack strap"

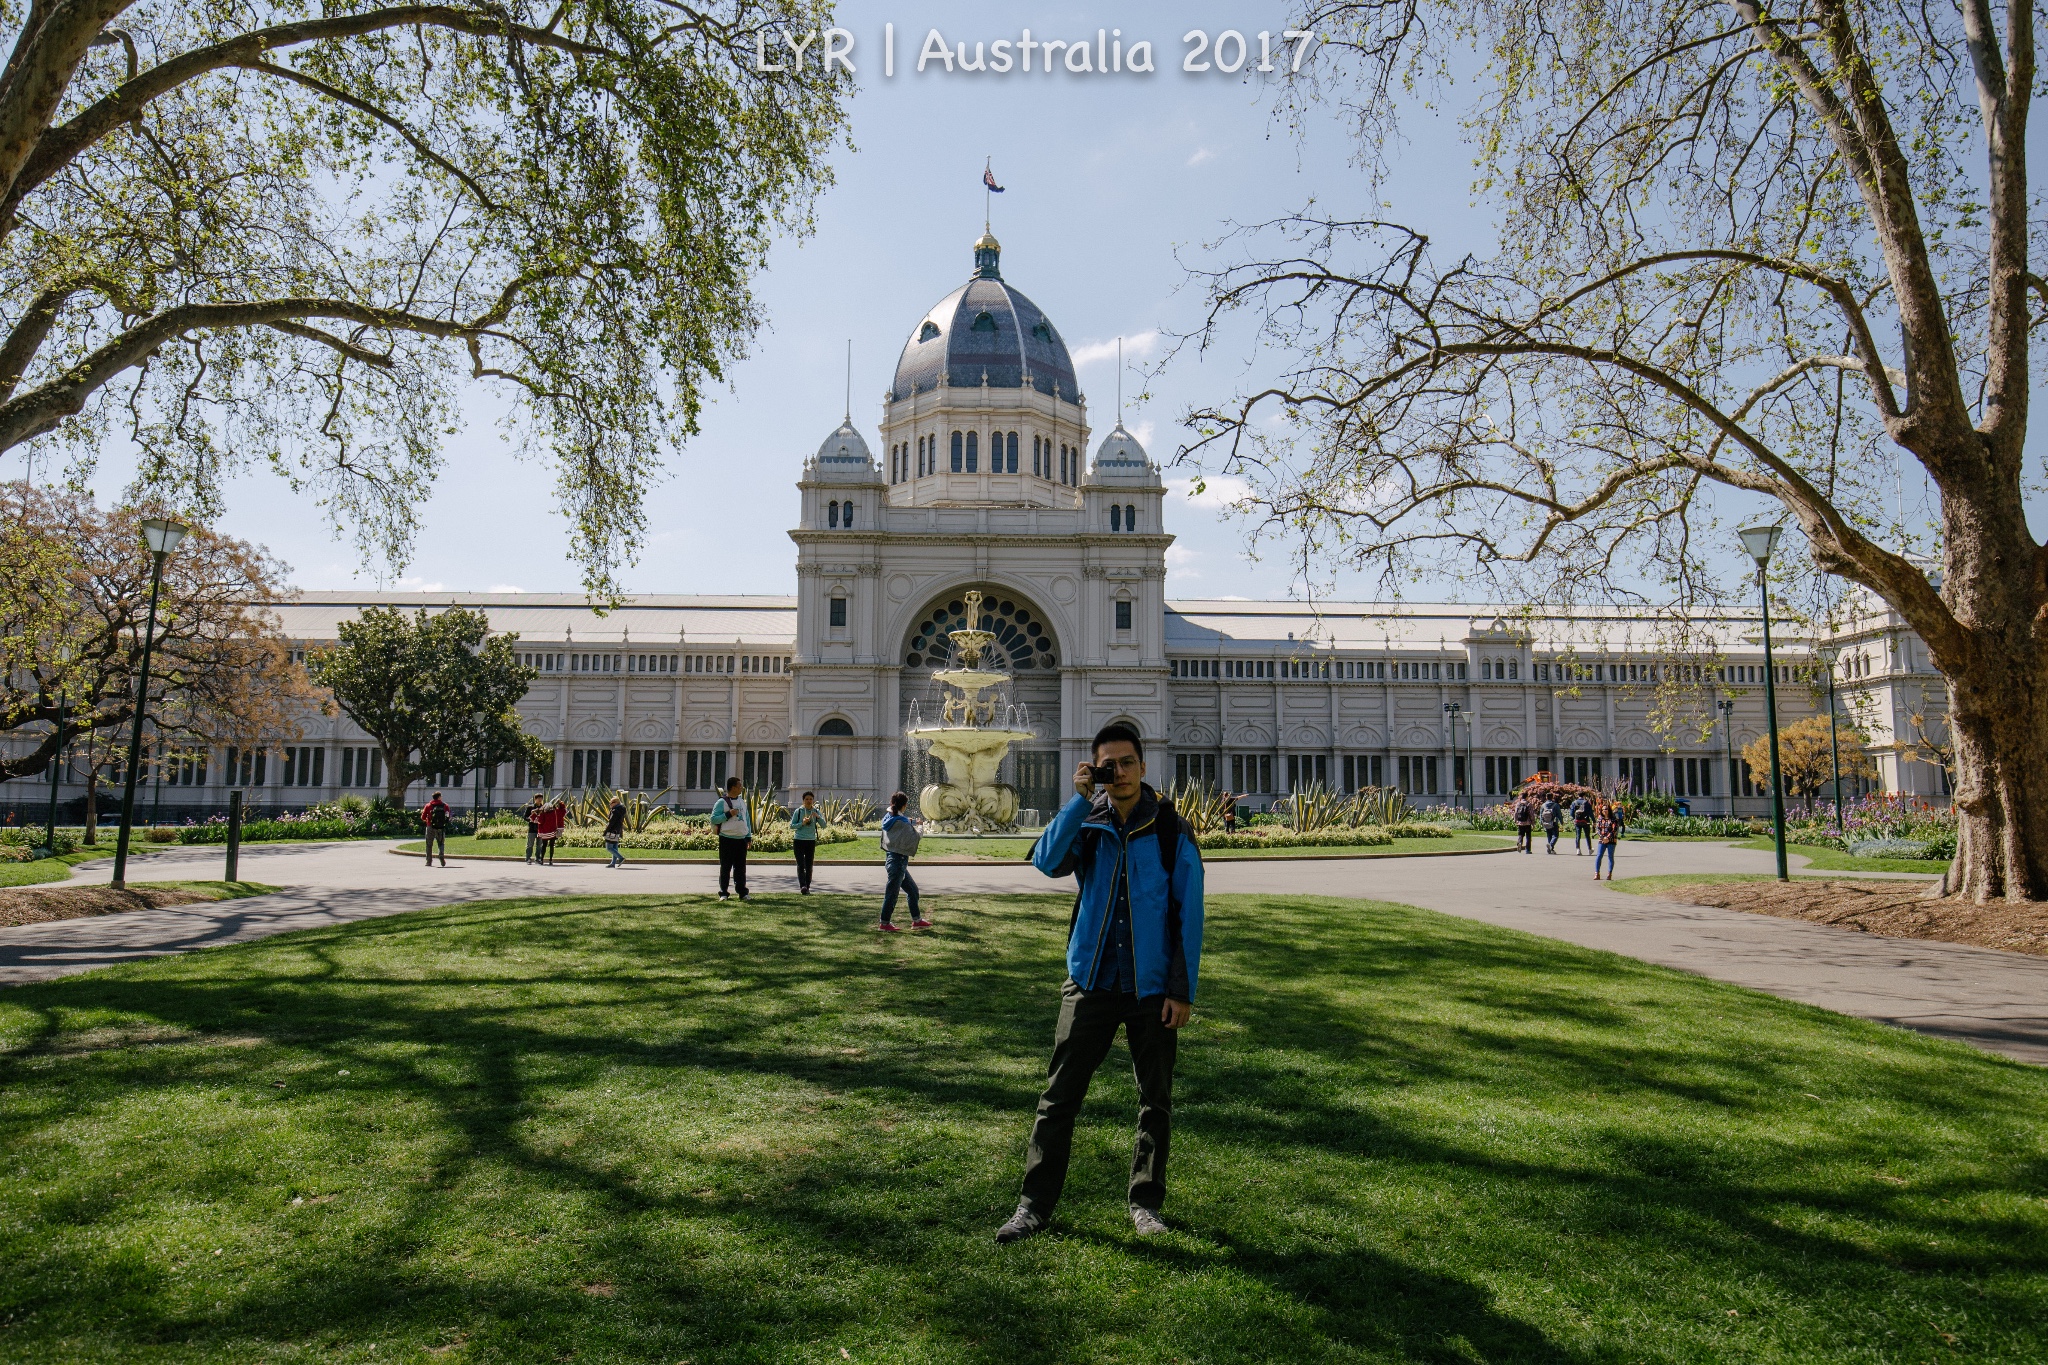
[1063,826,1100,941]
[1155,799,1193,1000]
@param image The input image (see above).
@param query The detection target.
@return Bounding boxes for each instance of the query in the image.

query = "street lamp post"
[1738,523,1790,881]
[111,517,190,889]
[1817,640,1845,834]
[43,645,70,855]
[1443,702,1468,817]
[1717,698,1736,819]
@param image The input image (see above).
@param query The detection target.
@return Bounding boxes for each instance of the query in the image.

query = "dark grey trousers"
[1018,979,1179,1218]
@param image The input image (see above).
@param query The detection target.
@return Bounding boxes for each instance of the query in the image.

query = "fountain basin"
[908,724,1035,829]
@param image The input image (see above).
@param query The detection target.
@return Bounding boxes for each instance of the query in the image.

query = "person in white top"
[711,776,751,901]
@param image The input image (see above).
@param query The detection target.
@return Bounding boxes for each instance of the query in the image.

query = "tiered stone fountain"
[907,590,1035,831]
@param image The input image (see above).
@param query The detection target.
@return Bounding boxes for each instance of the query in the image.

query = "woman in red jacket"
[536,797,566,866]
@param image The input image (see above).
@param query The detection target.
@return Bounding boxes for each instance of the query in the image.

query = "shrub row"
[0,827,78,856]
[1195,827,1396,850]
[478,824,862,852]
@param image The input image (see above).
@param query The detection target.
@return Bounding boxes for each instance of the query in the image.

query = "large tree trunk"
[384,748,412,808]
[82,772,96,845]
[1929,472,2048,902]
[1939,666,2048,900]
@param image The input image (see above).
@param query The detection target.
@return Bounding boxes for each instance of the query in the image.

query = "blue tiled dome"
[889,234,1080,401]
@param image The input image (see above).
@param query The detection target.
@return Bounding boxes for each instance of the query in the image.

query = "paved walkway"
[7,838,2044,1066]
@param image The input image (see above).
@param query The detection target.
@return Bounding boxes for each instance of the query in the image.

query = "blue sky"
[68,2,1497,600]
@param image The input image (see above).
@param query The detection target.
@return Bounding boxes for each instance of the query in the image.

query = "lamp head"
[1736,522,1782,568]
[140,517,190,556]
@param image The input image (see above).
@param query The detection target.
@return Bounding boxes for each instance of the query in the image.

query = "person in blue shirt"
[876,791,928,931]
[995,722,1205,1244]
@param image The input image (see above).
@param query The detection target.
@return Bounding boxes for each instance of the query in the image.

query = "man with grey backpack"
[876,791,928,931]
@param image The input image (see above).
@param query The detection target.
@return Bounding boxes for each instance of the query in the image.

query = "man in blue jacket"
[995,722,1205,1243]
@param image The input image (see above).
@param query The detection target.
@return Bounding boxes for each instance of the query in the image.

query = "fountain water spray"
[906,589,1036,831]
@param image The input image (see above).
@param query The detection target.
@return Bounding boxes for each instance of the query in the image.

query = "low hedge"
[479,824,861,853]
[176,811,431,844]
[1845,835,1955,860]
[1196,827,1395,850]
[0,828,77,856]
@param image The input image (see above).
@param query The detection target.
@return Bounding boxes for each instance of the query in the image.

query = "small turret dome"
[808,418,879,484]
[1093,421,1148,470]
[815,418,871,465]
[888,236,1079,402]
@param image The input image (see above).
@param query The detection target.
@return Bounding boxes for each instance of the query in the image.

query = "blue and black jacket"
[1032,784,1205,1001]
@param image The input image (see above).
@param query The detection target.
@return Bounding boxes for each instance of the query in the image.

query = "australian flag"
[983,166,1005,193]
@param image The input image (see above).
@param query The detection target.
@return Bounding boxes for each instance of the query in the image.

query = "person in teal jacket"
[789,790,824,894]
[995,722,1204,1244]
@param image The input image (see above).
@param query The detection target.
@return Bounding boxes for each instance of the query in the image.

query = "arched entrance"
[898,585,1064,819]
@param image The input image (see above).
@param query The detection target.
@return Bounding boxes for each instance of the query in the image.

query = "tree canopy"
[1743,714,1878,810]
[0,483,306,781]
[0,0,849,590]
[311,604,544,803]
[1178,0,2044,899]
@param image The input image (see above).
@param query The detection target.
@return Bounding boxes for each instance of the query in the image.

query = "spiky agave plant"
[742,786,788,835]
[1290,783,1361,833]
[1165,779,1236,835]
[1347,785,1412,827]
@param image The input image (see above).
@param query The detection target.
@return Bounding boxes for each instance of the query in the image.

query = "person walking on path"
[1593,800,1625,880]
[996,722,1205,1246]
[877,792,926,930]
[1513,793,1536,853]
[1540,795,1563,854]
[602,796,628,869]
[711,777,751,901]
[790,791,824,894]
[536,797,565,866]
[522,794,546,864]
[1571,792,1595,855]
[420,791,451,867]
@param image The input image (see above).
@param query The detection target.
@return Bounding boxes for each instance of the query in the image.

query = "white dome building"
[790,234,1170,811]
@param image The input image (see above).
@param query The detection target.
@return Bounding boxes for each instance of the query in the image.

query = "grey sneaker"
[1130,1205,1169,1237]
[994,1207,1045,1244]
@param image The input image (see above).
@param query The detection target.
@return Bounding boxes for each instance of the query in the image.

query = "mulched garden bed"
[0,885,222,928]
[1656,878,2048,957]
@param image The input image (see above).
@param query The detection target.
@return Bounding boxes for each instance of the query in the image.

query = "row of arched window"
[825,499,855,528]
[884,429,1085,485]
[1480,657,1519,680]
[1108,503,1139,532]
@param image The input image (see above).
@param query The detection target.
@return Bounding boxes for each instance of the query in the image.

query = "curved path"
[5,838,2044,1065]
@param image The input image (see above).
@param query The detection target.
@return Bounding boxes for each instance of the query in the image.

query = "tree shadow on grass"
[1,891,2044,1362]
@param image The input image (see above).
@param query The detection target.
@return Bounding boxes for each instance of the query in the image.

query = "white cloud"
[1165,474,1253,510]
[1129,419,1157,449]
[393,575,449,593]
[488,583,526,593]
[1070,330,1160,369]
[1186,147,1215,167]
[1165,543,1201,579]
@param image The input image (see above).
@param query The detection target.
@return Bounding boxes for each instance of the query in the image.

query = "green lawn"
[1734,837,1952,875]
[0,848,108,887]
[409,831,1514,862]
[2,892,2042,1363]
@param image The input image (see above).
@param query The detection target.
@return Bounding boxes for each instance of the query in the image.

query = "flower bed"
[1788,793,1956,853]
